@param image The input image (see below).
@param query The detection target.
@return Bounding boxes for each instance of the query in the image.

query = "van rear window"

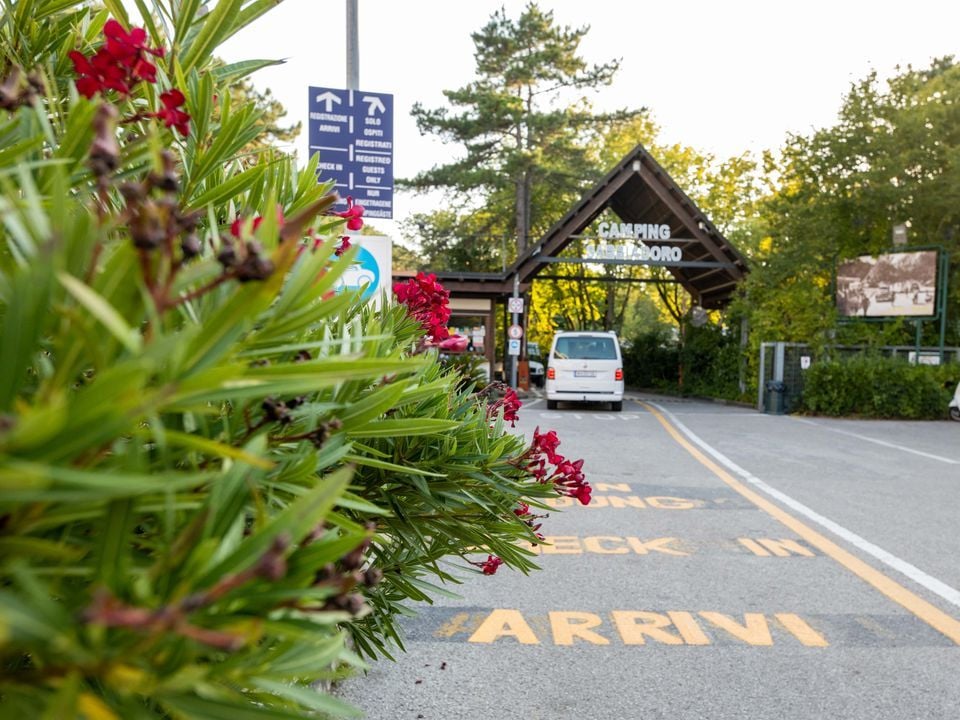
[554,336,618,360]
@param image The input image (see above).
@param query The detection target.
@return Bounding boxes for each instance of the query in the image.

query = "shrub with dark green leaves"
[0,2,588,717]
[624,323,743,401]
[622,328,679,389]
[799,355,960,418]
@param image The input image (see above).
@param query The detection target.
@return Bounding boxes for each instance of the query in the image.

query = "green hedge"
[799,356,960,419]
[623,324,743,400]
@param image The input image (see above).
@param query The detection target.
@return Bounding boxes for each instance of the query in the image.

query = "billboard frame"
[833,245,950,362]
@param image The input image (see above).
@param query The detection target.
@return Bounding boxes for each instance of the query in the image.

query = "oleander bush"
[799,355,960,418]
[0,2,588,717]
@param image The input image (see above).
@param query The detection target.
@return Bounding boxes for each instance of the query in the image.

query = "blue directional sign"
[308,86,393,219]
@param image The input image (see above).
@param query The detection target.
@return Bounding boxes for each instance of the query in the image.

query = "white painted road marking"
[793,417,959,465]
[650,402,960,610]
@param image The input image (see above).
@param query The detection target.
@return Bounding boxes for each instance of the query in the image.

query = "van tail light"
[615,368,623,381]
[547,367,556,380]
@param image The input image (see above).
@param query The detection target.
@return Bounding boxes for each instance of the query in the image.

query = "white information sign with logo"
[334,235,392,309]
[508,339,521,356]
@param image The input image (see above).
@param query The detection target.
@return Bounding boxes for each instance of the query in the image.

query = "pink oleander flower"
[488,386,521,427]
[393,272,451,341]
[152,89,190,136]
[480,555,503,575]
[335,236,352,257]
[550,457,591,505]
[532,426,563,464]
[231,206,285,239]
[102,19,164,83]
[524,426,591,505]
[69,19,164,98]
[438,334,469,353]
[334,196,365,231]
[69,48,130,98]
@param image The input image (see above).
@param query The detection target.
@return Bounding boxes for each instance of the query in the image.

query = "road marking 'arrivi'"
[642,401,960,645]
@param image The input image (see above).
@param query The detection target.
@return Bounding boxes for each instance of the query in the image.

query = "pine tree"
[404,2,642,267]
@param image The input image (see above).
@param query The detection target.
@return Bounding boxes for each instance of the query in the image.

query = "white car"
[545,331,624,411]
[527,342,545,387]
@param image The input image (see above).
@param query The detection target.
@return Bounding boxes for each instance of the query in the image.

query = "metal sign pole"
[346,0,359,89]
[509,274,519,389]
[938,249,949,363]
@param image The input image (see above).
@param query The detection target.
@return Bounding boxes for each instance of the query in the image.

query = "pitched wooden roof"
[395,144,749,308]
[508,143,748,308]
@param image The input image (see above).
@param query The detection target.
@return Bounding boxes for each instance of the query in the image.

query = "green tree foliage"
[229,77,301,151]
[0,2,579,716]
[403,2,641,267]
[741,57,960,350]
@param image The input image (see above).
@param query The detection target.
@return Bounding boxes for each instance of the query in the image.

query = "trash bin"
[765,380,786,415]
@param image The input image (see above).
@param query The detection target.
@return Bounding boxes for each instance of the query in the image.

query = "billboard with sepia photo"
[836,250,938,318]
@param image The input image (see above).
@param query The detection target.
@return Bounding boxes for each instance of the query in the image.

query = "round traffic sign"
[507,324,524,339]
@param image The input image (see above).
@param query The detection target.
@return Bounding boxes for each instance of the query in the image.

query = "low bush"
[799,355,960,418]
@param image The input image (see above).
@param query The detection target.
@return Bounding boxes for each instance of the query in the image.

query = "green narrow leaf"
[204,435,268,541]
[250,678,362,718]
[94,499,132,591]
[169,358,423,407]
[160,694,319,720]
[342,454,444,478]
[339,381,410,429]
[139,428,274,469]
[346,418,461,438]
[36,0,84,19]
[179,0,244,74]
[184,163,268,212]
[197,466,353,587]
[173,0,203,44]
[211,58,284,85]
[99,0,130,25]
[0,262,52,411]
[58,272,142,354]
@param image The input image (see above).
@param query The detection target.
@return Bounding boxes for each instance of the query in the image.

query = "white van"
[545,331,624,411]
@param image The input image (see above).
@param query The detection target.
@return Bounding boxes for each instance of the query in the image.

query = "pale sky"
[219,0,960,241]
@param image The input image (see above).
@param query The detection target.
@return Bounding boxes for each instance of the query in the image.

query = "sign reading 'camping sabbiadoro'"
[308,86,393,219]
[587,221,683,262]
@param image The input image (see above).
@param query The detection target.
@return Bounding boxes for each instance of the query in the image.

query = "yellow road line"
[641,402,960,646]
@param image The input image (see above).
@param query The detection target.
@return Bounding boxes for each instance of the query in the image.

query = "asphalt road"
[337,393,960,719]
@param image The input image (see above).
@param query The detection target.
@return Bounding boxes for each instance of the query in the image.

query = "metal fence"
[757,342,960,413]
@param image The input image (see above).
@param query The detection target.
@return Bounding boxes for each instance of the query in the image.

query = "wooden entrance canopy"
[394,143,748,309]
[510,143,748,308]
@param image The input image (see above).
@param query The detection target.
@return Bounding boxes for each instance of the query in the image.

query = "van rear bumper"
[545,389,623,403]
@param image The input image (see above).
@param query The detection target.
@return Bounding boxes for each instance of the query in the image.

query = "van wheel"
[547,400,558,410]
[611,401,623,412]
[951,407,960,422]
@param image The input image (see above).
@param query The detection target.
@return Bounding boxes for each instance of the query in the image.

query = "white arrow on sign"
[362,95,386,116]
[315,91,342,112]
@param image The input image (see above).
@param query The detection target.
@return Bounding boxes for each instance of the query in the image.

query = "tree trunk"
[515,171,531,256]
[604,283,615,330]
